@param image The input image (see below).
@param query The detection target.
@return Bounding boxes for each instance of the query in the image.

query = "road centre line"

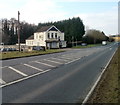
[34,61,55,67]
[51,57,68,62]
[0,78,6,84]
[44,59,63,64]
[0,69,51,88]
[8,66,28,77]
[23,64,44,72]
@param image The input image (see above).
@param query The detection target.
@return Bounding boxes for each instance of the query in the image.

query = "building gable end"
[47,26,61,33]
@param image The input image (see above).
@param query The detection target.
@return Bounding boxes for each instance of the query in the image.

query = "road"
[1,42,119,104]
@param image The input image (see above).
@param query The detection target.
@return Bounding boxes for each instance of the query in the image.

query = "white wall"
[34,32,46,46]
[26,40,34,46]
[26,26,65,47]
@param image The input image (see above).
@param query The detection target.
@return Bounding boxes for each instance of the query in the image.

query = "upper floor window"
[55,33,57,39]
[48,33,50,39]
[39,36,42,39]
[51,33,54,38]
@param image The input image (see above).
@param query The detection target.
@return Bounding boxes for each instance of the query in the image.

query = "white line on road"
[23,64,44,72]
[0,66,8,69]
[0,69,51,88]
[51,57,68,62]
[65,57,81,64]
[34,61,55,67]
[81,48,118,105]
[8,66,28,77]
[60,56,72,60]
[44,59,63,64]
[0,79,6,84]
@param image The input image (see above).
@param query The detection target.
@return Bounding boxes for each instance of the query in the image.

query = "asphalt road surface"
[1,42,119,104]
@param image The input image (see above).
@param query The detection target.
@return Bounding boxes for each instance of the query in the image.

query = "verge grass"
[87,46,120,104]
[0,49,64,60]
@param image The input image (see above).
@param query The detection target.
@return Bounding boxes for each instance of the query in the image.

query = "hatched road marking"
[23,64,44,72]
[0,66,8,69]
[44,59,63,64]
[60,57,72,60]
[34,61,55,67]
[0,78,6,84]
[65,57,81,64]
[51,57,69,62]
[0,69,51,88]
[8,66,28,77]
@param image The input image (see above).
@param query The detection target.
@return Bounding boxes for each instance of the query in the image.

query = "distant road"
[2,42,118,104]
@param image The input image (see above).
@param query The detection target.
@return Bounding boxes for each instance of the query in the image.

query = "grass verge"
[0,49,65,60]
[86,46,120,104]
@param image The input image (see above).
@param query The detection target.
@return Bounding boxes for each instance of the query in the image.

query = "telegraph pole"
[18,11,20,52]
[2,19,3,42]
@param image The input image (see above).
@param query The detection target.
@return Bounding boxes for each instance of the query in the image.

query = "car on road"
[102,41,107,45]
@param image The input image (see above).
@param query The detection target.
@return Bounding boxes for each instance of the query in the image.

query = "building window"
[39,36,41,39]
[51,33,54,38]
[48,33,50,39]
[55,33,57,39]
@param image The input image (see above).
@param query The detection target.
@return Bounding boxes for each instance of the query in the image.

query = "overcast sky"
[0,0,119,35]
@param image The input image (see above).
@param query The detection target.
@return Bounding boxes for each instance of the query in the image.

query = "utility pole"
[2,19,3,42]
[18,11,20,52]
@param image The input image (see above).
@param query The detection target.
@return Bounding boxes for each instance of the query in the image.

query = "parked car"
[33,46,44,51]
[81,43,87,46]
[12,48,17,51]
[0,48,7,52]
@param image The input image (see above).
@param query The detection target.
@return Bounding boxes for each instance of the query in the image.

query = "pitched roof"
[36,26,52,32]
[27,35,34,40]
[36,25,61,33]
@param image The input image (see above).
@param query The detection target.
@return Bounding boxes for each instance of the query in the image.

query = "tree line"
[0,17,113,45]
[38,17,85,44]
[83,29,114,44]
[0,18,37,45]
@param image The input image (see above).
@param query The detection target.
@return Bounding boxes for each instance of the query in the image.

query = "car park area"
[0,45,111,87]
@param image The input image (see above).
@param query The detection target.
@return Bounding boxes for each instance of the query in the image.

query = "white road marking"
[44,59,63,64]
[65,57,81,64]
[62,53,73,57]
[0,69,51,88]
[23,64,44,72]
[81,48,118,105]
[60,56,72,60]
[0,79,6,84]
[51,57,68,62]
[34,61,55,67]
[8,66,28,77]
[0,66,8,69]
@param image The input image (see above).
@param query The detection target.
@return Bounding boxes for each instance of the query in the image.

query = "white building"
[26,25,66,49]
